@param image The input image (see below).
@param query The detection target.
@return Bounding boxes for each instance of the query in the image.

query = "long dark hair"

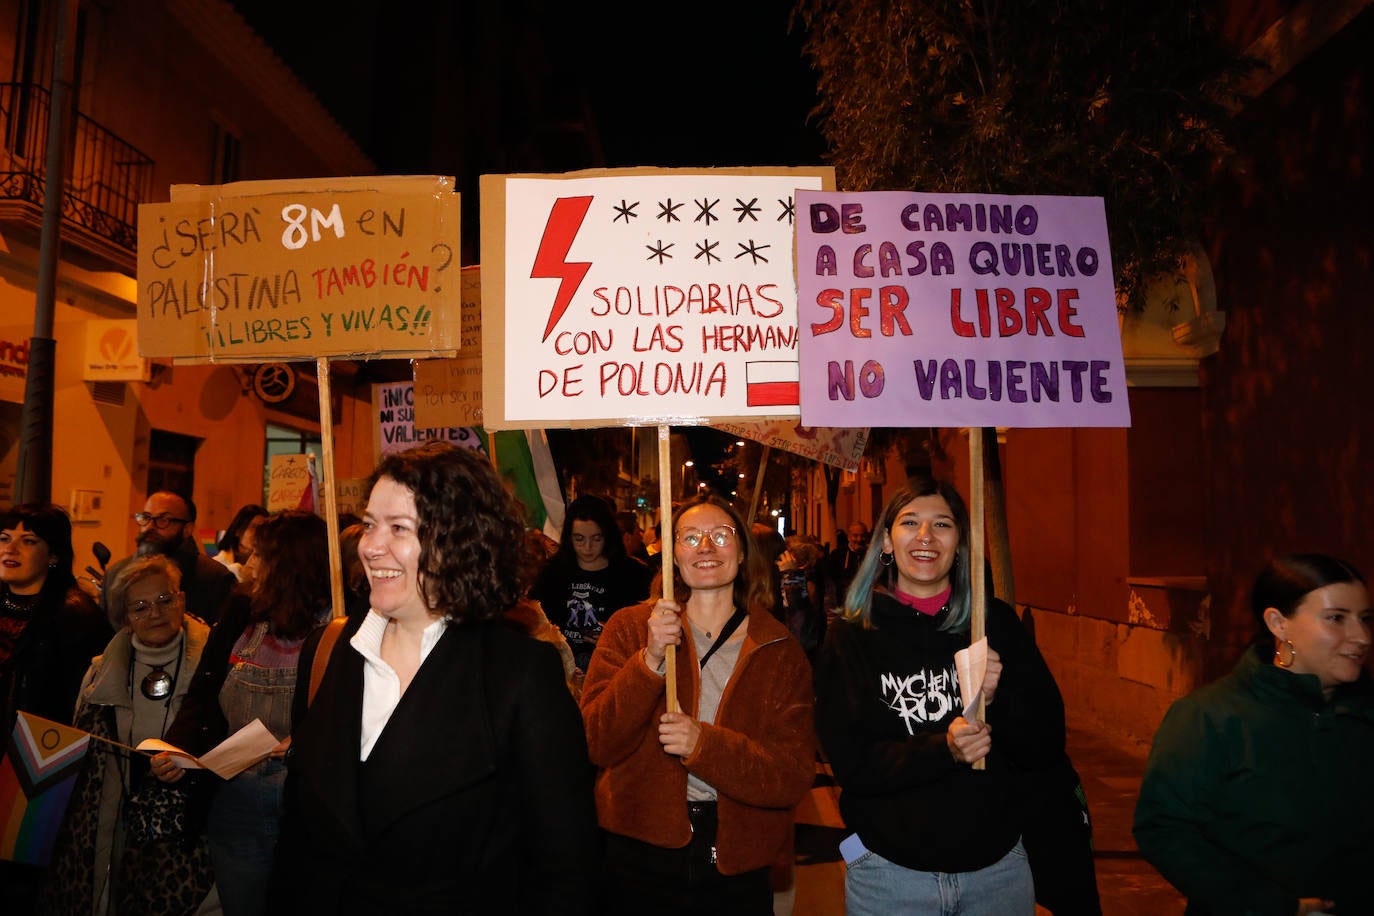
[1251,554,1366,654]
[250,510,330,639]
[658,494,773,616]
[841,475,973,633]
[551,495,626,570]
[217,504,266,554]
[0,504,77,604]
[368,442,529,623]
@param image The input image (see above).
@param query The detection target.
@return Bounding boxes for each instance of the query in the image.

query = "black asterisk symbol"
[612,200,639,223]
[735,240,771,264]
[695,198,720,225]
[733,197,762,222]
[695,239,720,264]
[777,197,796,223]
[657,199,684,222]
[646,240,674,264]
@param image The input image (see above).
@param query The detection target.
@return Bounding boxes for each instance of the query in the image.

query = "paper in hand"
[954,637,989,720]
[137,718,282,780]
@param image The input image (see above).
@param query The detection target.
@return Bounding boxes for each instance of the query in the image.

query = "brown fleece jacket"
[581,599,816,875]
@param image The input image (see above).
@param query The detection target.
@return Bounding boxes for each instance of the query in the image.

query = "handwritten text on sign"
[796,191,1130,428]
[375,381,481,458]
[497,171,828,426]
[136,179,460,360]
[413,266,483,429]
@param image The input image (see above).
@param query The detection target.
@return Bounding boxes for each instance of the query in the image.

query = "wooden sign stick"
[747,445,772,525]
[968,426,987,771]
[657,424,678,712]
[316,357,346,621]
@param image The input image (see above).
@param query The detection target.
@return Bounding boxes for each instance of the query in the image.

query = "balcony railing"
[0,82,153,271]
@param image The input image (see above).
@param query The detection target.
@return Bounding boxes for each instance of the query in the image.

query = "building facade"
[1,0,381,568]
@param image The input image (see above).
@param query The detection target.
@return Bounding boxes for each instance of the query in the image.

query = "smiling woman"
[813,476,1073,916]
[273,442,598,913]
[581,494,816,915]
[1135,554,1374,916]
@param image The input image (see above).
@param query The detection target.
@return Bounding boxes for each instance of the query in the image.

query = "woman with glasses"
[40,555,215,916]
[0,504,111,914]
[582,494,816,915]
[814,476,1070,916]
[152,510,330,916]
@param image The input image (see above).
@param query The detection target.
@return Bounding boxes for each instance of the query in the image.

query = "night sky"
[231,0,827,237]
[228,1,825,478]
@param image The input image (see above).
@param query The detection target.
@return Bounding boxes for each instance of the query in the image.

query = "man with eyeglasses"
[101,491,235,625]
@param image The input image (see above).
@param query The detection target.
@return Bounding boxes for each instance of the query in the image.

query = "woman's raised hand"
[644,598,682,671]
[946,717,992,765]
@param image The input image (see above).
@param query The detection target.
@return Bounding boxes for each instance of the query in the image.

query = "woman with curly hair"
[272,442,598,913]
[152,509,331,916]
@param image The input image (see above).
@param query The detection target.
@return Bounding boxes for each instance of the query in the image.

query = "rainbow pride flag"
[1,711,90,865]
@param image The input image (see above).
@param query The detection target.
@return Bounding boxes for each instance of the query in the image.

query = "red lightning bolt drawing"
[532,196,594,342]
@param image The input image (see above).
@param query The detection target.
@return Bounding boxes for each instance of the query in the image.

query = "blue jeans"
[845,838,1034,916]
[207,759,286,916]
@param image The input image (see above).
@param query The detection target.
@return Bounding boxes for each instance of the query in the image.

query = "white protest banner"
[481,167,834,430]
[796,191,1130,428]
[713,420,869,472]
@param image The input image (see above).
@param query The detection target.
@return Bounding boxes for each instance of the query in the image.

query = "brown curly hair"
[367,442,528,623]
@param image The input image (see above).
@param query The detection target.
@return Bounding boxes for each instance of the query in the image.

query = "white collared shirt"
[350,609,449,760]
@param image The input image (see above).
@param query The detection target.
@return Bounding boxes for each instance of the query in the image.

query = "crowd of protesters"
[2,439,1368,915]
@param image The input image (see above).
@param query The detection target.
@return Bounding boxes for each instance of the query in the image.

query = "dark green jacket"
[1134,647,1374,916]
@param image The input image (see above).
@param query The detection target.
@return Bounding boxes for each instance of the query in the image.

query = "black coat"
[272,614,600,915]
[1,585,111,729]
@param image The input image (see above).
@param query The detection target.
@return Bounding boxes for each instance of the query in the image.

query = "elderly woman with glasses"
[40,554,215,916]
[582,494,816,915]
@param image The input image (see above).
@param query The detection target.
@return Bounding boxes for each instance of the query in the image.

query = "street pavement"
[784,726,1185,915]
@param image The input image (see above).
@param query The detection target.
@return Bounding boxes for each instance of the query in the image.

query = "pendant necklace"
[137,632,184,701]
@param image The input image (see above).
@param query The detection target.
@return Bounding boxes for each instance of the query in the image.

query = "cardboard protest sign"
[137,176,460,362]
[374,381,483,458]
[413,266,483,429]
[481,167,834,430]
[266,454,318,512]
[713,420,869,472]
[796,191,1130,428]
[335,477,368,517]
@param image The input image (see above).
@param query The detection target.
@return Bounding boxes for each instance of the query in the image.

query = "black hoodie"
[815,591,1065,872]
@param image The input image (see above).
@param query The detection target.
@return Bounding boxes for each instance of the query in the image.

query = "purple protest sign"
[796,191,1130,428]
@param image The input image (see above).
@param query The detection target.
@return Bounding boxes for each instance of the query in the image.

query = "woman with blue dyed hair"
[814,475,1072,916]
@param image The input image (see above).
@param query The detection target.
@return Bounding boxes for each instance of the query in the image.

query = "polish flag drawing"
[745,361,799,407]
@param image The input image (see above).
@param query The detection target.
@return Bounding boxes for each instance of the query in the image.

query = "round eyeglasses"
[134,513,188,530]
[676,525,737,549]
[128,593,178,618]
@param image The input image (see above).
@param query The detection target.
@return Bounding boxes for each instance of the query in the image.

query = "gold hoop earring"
[1274,639,1297,669]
